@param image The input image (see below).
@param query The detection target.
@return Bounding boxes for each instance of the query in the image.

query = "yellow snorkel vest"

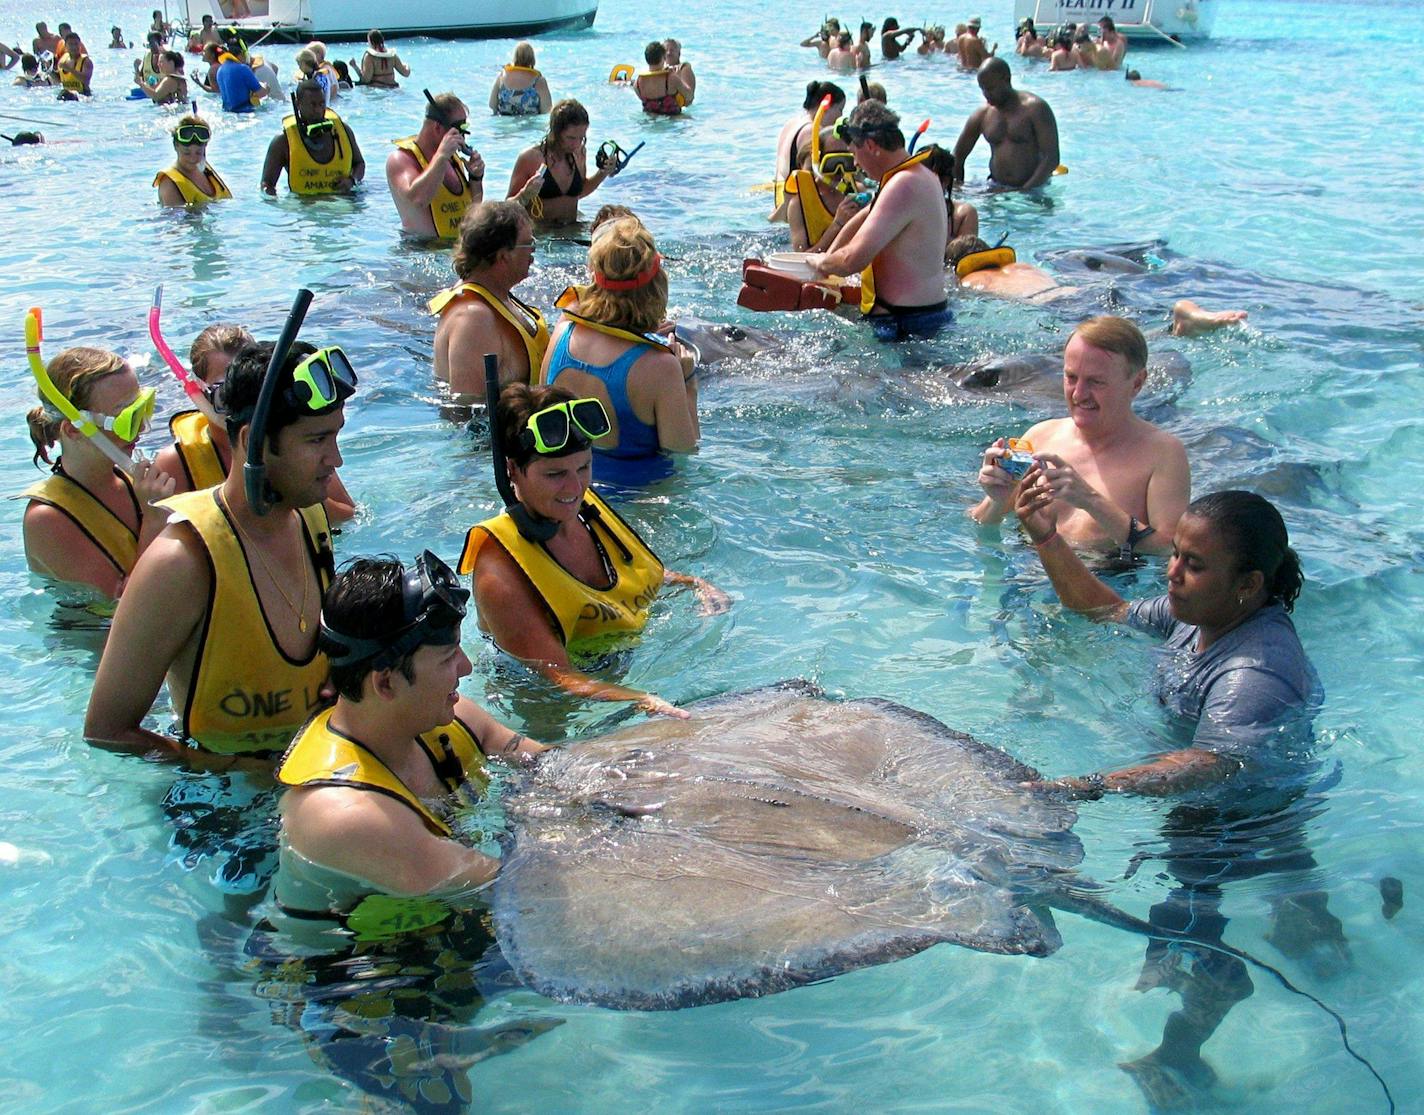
[153,165,232,206]
[392,136,471,239]
[428,281,549,385]
[17,466,139,578]
[281,110,354,195]
[168,410,227,489]
[784,169,837,247]
[955,245,1017,277]
[277,707,490,836]
[458,489,664,649]
[161,488,334,754]
[859,148,936,314]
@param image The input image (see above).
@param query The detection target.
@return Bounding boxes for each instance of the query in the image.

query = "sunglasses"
[84,387,157,442]
[523,397,611,455]
[289,346,357,411]
[174,123,211,146]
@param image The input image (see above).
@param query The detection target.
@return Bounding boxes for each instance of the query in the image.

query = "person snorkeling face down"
[218,340,349,512]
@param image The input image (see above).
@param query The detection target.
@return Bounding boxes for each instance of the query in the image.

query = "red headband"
[593,254,662,291]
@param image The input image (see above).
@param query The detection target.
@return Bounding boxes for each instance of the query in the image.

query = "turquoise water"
[3,0,1422,1110]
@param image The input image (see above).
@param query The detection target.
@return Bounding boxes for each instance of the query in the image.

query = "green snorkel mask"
[241,291,356,516]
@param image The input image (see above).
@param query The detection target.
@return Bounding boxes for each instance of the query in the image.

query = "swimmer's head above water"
[582,218,667,333]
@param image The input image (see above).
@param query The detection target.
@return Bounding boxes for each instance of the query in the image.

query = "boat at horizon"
[1014,0,1217,43]
[177,0,599,43]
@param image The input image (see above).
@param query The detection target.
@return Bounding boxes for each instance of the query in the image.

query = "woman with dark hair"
[633,41,689,115]
[506,99,615,223]
[1017,486,1318,793]
[458,382,727,715]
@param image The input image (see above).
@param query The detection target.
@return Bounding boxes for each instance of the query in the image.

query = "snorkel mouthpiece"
[245,288,313,517]
[484,353,558,543]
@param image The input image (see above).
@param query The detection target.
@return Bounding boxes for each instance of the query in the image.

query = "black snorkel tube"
[484,353,558,543]
[423,87,473,157]
[244,288,313,517]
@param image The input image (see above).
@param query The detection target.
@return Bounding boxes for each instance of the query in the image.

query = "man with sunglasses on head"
[431,201,546,401]
[87,341,354,769]
[387,92,485,241]
[261,78,365,196]
[807,101,950,342]
[269,552,545,945]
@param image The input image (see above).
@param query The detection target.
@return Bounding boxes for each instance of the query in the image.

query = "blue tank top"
[546,324,662,459]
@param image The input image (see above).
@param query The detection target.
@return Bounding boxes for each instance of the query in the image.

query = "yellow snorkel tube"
[810,93,831,173]
[25,307,136,472]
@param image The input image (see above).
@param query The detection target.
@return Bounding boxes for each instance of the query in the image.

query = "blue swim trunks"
[867,299,952,342]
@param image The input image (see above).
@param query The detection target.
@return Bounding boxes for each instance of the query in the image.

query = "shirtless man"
[800,20,838,60]
[432,201,546,399]
[1096,16,1128,69]
[385,93,485,240]
[827,31,857,73]
[956,16,994,70]
[33,22,61,57]
[86,341,353,767]
[808,101,949,341]
[947,235,1249,337]
[968,316,1189,556]
[953,58,1059,190]
[853,23,874,69]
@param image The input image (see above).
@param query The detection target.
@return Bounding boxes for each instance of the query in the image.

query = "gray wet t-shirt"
[1125,596,1323,760]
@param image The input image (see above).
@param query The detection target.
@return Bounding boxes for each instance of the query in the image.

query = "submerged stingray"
[494,683,1086,1011]
[492,685,1394,1108]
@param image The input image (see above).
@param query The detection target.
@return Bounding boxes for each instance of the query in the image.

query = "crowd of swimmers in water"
[10,12,1349,1107]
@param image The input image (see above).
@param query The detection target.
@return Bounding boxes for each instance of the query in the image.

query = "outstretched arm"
[1014,467,1129,618]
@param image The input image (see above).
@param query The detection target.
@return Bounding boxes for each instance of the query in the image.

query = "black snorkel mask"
[423,87,473,157]
[242,289,356,516]
[319,550,469,670]
[594,139,645,173]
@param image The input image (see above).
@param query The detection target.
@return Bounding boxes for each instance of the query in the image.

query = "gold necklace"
[219,492,311,632]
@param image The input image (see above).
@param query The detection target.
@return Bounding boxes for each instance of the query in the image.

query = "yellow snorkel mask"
[25,307,140,471]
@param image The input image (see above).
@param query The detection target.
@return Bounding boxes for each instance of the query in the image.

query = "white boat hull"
[1014,0,1217,43]
[181,0,598,42]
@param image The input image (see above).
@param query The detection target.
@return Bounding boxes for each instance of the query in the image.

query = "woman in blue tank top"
[541,217,699,479]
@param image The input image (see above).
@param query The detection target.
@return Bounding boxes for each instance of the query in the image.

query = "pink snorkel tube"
[149,284,222,425]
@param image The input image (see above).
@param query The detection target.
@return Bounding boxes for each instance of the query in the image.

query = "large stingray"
[493,683,1088,1011]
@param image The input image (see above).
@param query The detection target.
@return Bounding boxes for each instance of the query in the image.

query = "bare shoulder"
[1139,418,1187,456]
[284,784,420,862]
[384,144,415,181]
[1025,415,1071,445]
[129,519,211,597]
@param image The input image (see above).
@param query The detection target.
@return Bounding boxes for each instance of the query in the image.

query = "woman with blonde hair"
[22,346,175,597]
[507,99,617,223]
[489,40,550,115]
[539,217,698,478]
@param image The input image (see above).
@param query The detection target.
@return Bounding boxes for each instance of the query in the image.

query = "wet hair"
[21,53,37,73]
[836,31,851,47]
[643,40,666,67]
[1125,68,1141,81]
[859,80,887,104]
[27,348,128,466]
[580,217,667,334]
[189,324,254,385]
[540,98,588,160]
[1071,316,1148,374]
[497,381,582,469]
[453,200,526,274]
[162,50,183,69]
[512,40,535,67]
[1187,491,1304,612]
[424,91,464,127]
[1054,31,1073,49]
[1099,15,1116,31]
[171,112,210,147]
[947,235,990,266]
[1073,26,1092,43]
[219,340,320,445]
[332,59,352,85]
[882,18,899,32]
[860,21,874,36]
[367,29,385,49]
[924,144,955,182]
[802,79,845,112]
[590,203,638,234]
[322,558,420,699]
[847,100,904,150]
[1019,19,1037,36]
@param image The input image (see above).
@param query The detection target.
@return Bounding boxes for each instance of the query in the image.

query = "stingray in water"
[492,684,1394,1109]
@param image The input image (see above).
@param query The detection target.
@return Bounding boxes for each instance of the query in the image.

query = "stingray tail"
[1050,891,1395,1115]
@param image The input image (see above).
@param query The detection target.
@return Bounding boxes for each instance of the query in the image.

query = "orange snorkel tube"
[149,285,222,426]
[907,118,930,154]
[25,307,138,472]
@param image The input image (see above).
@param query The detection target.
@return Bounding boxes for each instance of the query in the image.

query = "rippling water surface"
[2,0,1421,1111]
